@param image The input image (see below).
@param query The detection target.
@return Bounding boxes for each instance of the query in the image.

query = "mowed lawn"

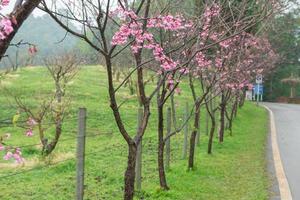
[0,66,269,200]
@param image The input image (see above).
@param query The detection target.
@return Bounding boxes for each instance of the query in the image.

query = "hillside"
[0,66,269,200]
[1,14,79,68]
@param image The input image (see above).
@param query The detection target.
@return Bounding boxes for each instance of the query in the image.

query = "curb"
[263,105,293,200]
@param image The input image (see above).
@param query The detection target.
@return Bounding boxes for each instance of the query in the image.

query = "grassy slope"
[0,66,269,200]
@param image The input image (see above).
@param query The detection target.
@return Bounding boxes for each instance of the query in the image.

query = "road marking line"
[263,105,293,200]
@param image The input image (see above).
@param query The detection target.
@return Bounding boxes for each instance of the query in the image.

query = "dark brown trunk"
[188,103,200,170]
[124,145,137,200]
[224,108,232,136]
[188,129,197,169]
[205,100,216,154]
[158,141,169,190]
[219,102,226,143]
[208,116,216,154]
[104,56,138,200]
[239,90,246,108]
[232,97,238,119]
[157,104,169,190]
[229,101,237,135]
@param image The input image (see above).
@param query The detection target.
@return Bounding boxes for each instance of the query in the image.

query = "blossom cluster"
[0,117,38,164]
[3,147,24,164]
[0,0,15,40]
[0,133,24,164]
[201,4,221,39]
[25,117,37,137]
[111,6,190,71]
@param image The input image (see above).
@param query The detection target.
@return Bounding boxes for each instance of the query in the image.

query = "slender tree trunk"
[233,98,238,118]
[205,106,209,135]
[218,96,226,143]
[224,107,232,135]
[38,123,47,154]
[42,84,63,155]
[124,145,137,200]
[188,103,200,170]
[105,55,141,200]
[205,99,216,154]
[157,104,169,190]
[239,90,246,108]
[44,119,62,155]
[208,116,216,154]
[158,141,169,190]
[196,108,200,146]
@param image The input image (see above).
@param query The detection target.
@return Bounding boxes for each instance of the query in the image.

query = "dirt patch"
[0,152,74,169]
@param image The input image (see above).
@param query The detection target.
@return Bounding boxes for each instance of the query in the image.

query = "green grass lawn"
[0,66,269,200]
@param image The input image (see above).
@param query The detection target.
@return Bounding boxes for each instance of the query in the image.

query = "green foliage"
[264,11,300,100]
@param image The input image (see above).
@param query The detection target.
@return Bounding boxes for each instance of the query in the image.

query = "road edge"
[262,105,293,200]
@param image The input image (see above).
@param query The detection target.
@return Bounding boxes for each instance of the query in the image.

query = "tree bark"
[43,119,62,155]
[239,90,246,108]
[219,94,226,143]
[188,103,200,170]
[205,100,216,154]
[157,103,169,190]
[124,145,137,200]
[219,104,225,143]
[208,116,216,154]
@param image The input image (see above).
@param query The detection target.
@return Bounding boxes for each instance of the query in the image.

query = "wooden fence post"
[135,107,143,191]
[182,102,189,159]
[196,108,200,146]
[165,107,171,170]
[206,108,209,136]
[76,108,86,200]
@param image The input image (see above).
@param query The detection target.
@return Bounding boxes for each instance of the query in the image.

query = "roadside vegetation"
[0,66,269,200]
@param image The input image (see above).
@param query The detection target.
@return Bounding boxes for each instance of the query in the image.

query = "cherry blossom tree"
[39,0,195,198]
[37,0,281,199]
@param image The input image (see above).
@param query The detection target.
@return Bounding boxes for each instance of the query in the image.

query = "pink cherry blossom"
[175,87,182,95]
[3,151,13,160]
[27,117,37,126]
[147,15,185,31]
[13,151,24,163]
[28,45,38,54]
[1,18,13,35]
[25,129,33,137]
[1,0,10,6]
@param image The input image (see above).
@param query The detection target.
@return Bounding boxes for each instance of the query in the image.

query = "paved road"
[264,103,300,200]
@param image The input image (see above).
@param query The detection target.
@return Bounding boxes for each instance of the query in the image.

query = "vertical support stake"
[182,102,189,159]
[165,107,171,170]
[76,108,86,200]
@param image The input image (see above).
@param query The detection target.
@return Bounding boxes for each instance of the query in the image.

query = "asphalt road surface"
[264,103,300,200]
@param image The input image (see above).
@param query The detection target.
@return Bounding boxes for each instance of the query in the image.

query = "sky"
[2,0,299,17]
[2,0,116,17]
[2,0,45,16]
